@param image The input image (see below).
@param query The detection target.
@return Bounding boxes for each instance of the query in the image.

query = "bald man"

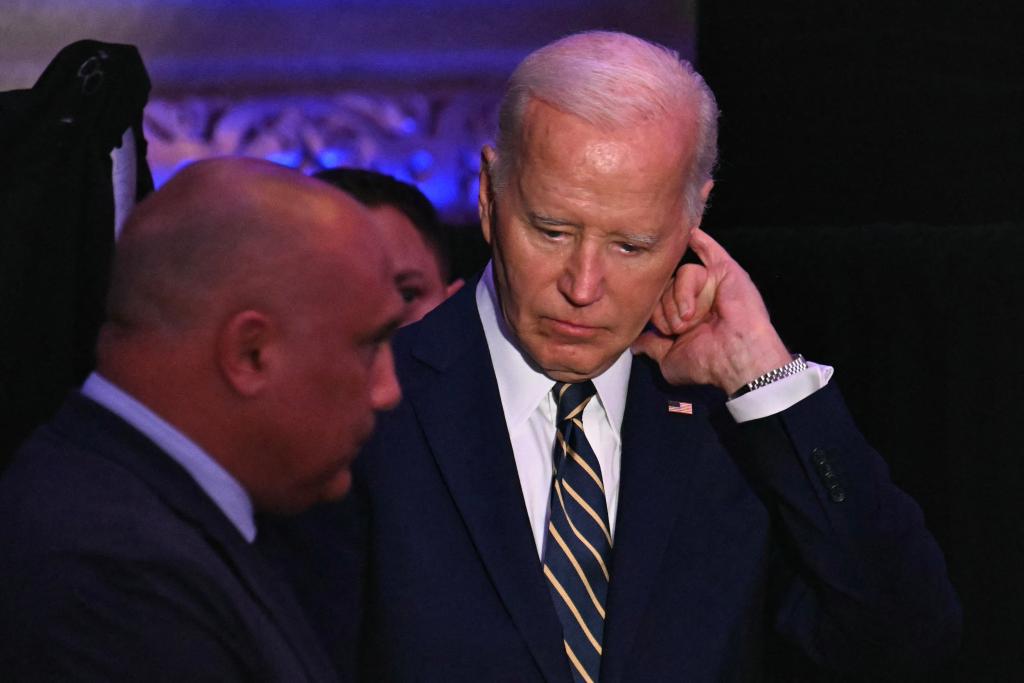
[0,158,403,681]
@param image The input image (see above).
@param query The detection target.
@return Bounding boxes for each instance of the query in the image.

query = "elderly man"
[287,32,960,682]
[0,158,403,681]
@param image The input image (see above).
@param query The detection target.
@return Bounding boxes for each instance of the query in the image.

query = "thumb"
[631,328,673,361]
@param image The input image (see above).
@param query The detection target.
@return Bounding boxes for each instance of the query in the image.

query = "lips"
[545,317,602,339]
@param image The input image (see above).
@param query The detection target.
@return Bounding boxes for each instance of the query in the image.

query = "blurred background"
[2,2,1022,681]
[1,0,698,224]
[2,0,1018,227]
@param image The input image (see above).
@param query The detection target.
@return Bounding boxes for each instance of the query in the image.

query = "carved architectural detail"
[144,90,501,223]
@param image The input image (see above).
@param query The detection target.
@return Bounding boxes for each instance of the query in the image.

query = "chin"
[318,468,354,502]
[536,352,612,382]
[533,341,617,379]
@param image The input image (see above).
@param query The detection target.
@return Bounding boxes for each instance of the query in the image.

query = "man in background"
[285,31,960,682]
[0,157,403,681]
[315,167,464,326]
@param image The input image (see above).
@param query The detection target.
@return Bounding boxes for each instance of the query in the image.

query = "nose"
[370,343,402,411]
[557,242,605,306]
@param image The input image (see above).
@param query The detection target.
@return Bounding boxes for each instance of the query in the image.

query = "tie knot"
[553,380,597,423]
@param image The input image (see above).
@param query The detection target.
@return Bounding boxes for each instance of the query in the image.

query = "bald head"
[106,157,377,336]
[99,157,404,512]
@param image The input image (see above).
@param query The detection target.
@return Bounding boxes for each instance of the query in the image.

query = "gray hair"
[492,31,720,221]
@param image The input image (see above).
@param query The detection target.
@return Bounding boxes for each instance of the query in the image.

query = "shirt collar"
[81,372,257,542]
[476,262,632,434]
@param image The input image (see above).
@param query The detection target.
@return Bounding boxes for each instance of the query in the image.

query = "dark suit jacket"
[287,281,960,682]
[0,394,337,682]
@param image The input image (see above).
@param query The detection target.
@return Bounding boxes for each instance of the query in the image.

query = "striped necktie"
[543,380,612,683]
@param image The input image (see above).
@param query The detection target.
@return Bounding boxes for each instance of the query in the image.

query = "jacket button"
[828,484,847,503]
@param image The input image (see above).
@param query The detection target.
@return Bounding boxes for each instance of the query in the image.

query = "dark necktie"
[543,380,612,683]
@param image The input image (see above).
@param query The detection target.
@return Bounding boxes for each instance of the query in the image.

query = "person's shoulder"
[391,278,486,373]
[0,416,224,574]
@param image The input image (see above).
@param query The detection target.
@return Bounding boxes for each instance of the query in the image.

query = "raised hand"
[632,227,791,393]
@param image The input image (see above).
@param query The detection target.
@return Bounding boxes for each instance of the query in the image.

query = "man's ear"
[696,180,714,226]
[685,179,715,233]
[478,146,497,245]
[444,278,465,300]
[217,310,275,397]
[700,179,714,208]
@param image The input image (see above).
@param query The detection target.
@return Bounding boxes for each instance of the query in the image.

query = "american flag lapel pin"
[667,401,693,415]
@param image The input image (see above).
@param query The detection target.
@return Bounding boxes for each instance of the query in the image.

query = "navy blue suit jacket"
[0,395,337,682]
[288,282,960,682]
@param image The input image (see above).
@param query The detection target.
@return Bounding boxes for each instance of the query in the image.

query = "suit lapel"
[599,358,717,683]
[403,285,572,683]
[57,395,337,682]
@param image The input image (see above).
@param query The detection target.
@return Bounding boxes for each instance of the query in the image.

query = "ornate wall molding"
[144,89,500,223]
[5,1,695,221]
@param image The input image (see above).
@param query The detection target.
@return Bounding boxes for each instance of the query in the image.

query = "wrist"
[717,331,791,394]
[728,353,807,399]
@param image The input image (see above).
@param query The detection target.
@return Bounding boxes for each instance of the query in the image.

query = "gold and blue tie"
[543,381,611,683]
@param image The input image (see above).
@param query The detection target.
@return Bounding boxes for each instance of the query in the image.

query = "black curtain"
[721,222,1024,681]
[698,1,1023,229]
[0,40,154,467]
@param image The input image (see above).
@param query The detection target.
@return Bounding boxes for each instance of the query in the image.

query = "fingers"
[687,227,732,270]
[650,297,673,336]
[658,263,711,335]
[631,328,673,361]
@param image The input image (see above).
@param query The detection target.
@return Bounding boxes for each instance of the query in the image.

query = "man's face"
[264,232,403,510]
[369,205,448,326]
[479,99,702,382]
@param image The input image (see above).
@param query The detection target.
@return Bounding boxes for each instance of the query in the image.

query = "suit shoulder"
[1,425,224,572]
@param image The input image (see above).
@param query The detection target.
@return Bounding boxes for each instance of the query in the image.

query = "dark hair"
[314,167,452,282]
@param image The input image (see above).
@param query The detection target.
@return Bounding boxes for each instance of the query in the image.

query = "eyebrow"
[612,232,661,248]
[528,211,662,248]
[528,211,580,229]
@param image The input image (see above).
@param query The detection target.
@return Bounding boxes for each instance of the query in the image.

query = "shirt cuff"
[726,361,834,423]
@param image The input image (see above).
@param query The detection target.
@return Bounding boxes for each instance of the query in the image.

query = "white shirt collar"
[81,372,257,542]
[475,262,632,433]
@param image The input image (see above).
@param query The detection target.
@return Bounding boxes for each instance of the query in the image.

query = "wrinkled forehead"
[518,100,695,180]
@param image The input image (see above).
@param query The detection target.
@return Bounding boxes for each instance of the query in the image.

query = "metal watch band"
[729,354,807,399]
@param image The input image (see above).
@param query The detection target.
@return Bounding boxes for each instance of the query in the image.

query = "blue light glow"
[418,174,461,212]
[265,150,303,169]
[409,149,434,174]
[317,147,352,169]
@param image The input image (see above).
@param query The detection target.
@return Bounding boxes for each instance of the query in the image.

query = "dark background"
[697,0,1022,229]
[692,3,1024,680]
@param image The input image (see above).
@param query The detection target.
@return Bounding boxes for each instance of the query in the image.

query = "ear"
[444,278,465,300]
[686,179,716,233]
[700,179,714,207]
[478,146,498,245]
[216,310,276,397]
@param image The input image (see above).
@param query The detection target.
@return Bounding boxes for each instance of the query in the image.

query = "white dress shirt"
[81,372,257,542]
[475,263,832,558]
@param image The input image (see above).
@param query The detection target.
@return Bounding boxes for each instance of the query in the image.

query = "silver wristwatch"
[729,354,807,398]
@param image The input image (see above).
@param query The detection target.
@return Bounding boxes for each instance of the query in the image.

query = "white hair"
[492,31,719,221]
